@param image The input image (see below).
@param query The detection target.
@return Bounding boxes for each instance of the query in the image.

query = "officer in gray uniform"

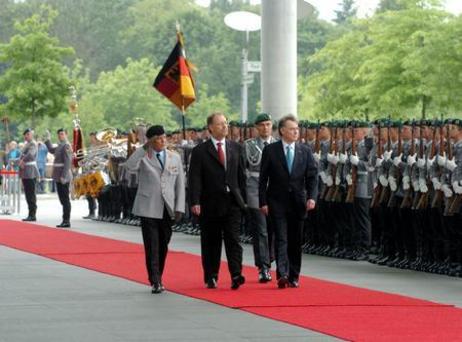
[19,128,40,221]
[45,128,73,228]
[244,113,276,283]
[348,121,374,260]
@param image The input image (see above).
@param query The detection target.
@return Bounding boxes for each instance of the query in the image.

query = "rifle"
[332,124,347,202]
[345,125,357,203]
[431,124,445,209]
[314,122,321,154]
[401,121,416,209]
[444,124,455,216]
[416,123,436,210]
[371,122,383,208]
[379,120,392,205]
[387,123,402,208]
[323,126,338,201]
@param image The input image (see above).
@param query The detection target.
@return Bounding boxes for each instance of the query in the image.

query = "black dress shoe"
[22,216,36,222]
[206,278,217,289]
[288,279,299,288]
[277,276,289,289]
[56,222,71,228]
[231,275,245,290]
[258,269,272,283]
[151,283,164,294]
[83,214,95,219]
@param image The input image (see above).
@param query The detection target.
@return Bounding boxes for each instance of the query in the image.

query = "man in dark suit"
[189,112,247,290]
[259,114,318,289]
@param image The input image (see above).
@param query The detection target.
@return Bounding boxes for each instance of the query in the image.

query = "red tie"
[217,142,225,166]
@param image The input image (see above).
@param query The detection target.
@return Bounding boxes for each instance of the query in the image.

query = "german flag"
[153,32,196,111]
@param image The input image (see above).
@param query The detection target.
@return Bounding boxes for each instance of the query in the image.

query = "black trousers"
[200,198,243,283]
[141,211,172,285]
[353,197,372,252]
[86,195,96,214]
[271,199,304,282]
[22,178,37,217]
[56,182,71,222]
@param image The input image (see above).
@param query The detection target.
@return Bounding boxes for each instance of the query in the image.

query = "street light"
[224,11,261,123]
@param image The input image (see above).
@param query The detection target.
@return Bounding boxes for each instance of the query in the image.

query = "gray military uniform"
[45,140,73,184]
[19,141,40,179]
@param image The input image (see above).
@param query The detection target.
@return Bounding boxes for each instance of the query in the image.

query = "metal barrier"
[0,169,21,215]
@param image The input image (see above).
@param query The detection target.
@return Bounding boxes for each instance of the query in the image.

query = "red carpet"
[1,219,462,341]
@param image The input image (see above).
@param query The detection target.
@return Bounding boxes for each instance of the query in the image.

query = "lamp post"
[224,11,261,123]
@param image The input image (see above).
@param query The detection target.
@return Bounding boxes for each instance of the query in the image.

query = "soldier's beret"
[23,128,33,135]
[255,113,272,125]
[446,118,462,127]
[146,125,165,139]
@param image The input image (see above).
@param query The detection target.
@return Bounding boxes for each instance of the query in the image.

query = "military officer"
[126,125,185,293]
[45,129,73,228]
[244,113,276,283]
[19,128,40,221]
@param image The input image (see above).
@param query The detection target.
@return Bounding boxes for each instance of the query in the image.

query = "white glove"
[403,179,410,191]
[432,177,442,190]
[383,150,392,161]
[393,154,403,167]
[388,176,397,192]
[339,153,348,164]
[346,174,353,186]
[420,181,428,193]
[442,184,453,198]
[379,175,388,187]
[373,181,378,189]
[319,171,327,183]
[335,176,341,185]
[327,153,339,165]
[402,175,410,184]
[313,151,321,163]
[326,175,333,187]
[350,153,360,166]
[417,158,426,168]
[407,153,417,166]
[453,181,462,195]
[437,153,446,167]
[446,157,457,171]
[412,180,420,191]
[426,156,435,170]
[376,157,384,168]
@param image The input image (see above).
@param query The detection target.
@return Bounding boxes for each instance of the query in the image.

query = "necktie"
[156,152,164,170]
[263,141,269,147]
[286,145,294,173]
[217,142,225,167]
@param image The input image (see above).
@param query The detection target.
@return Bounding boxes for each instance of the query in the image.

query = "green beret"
[254,113,272,125]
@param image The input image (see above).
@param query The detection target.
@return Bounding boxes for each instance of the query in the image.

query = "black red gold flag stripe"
[153,32,196,111]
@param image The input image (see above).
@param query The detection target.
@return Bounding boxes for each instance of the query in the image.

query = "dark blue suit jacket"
[259,141,318,219]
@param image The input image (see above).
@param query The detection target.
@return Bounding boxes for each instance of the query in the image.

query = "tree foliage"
[0,6,74,128]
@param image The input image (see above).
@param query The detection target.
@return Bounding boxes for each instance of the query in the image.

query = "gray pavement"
[1,194,461,341]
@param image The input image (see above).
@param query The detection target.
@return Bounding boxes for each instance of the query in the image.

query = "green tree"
[0,6,74,128]
[83,58,176,131]
[185,83,231,128]
[334,0,357,25]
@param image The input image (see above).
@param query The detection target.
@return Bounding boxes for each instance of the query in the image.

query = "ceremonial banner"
[153,32,196,111]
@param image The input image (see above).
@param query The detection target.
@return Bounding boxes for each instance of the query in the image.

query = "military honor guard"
[126,125,185,294]
[189,113,247,290]
[259,115,318,288]
[19,128,40,221]
[244,113,276,283]
[45,129,73,228]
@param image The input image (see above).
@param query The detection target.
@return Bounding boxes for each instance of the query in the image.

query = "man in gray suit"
[244,113,276,283]
[126,125,185,294]
[19,128,40,221]
[45,128,73,228]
